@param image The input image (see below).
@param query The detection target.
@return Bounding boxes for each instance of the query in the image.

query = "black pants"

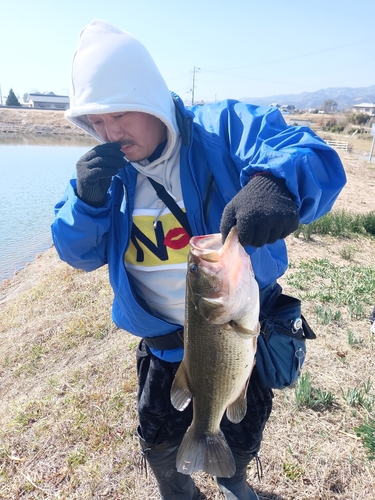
[136,340,273,456]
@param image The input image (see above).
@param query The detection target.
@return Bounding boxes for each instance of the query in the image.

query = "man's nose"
[106,122,124,142]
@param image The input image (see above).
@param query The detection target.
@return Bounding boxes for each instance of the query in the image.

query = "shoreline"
[0,107,88,137]
[0,238,55,288]
[0,245,57,303]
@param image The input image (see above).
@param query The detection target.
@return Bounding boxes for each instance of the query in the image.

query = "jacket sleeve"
[51,178,111,271]
[196,101,347,224]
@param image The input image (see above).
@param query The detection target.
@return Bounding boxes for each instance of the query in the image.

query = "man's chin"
[120,145,145,162]
[123,154,148,163]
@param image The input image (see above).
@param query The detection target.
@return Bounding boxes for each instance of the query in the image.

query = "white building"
[352,103,375,116]
[26,92,70,110]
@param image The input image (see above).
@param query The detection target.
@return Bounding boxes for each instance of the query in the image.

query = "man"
[52,19,346,500]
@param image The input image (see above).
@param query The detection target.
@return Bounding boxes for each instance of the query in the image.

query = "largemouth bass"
[170,226,260,478]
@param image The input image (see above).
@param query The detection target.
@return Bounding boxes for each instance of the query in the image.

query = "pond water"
[0,135,97,283]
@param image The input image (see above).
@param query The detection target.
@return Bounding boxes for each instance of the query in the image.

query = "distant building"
[26,92,70,110]
[280,104,295,113]
[352,103,375,116]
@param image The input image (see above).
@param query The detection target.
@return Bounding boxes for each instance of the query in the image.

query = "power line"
[203,37,375,73]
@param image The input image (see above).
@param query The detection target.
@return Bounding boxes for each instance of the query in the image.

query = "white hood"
[65,18,178,151]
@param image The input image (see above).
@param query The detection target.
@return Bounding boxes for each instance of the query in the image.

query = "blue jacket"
[52,95,346,362]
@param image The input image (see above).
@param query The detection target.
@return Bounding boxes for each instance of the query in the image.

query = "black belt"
[143,329,184,350]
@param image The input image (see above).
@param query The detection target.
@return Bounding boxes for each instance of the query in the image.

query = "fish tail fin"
[176,425,236,478]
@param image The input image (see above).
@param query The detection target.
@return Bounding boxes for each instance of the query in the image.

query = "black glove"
[220,174,299,247]
[76,142,125,207]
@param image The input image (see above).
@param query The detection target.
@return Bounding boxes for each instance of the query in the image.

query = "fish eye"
[189,263,198,273]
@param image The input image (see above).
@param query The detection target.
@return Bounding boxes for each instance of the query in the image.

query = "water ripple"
[0,140,93,283]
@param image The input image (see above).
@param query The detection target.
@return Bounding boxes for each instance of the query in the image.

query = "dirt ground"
[329,153,375,214]
[276,151,375,273]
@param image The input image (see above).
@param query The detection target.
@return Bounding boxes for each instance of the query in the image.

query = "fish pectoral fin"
[228,319,259,339]
[225,377,250,424]
[197,297,225,322]
[170,362,192,411]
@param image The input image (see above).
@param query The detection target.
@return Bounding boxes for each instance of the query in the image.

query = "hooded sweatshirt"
[66,19,188,325]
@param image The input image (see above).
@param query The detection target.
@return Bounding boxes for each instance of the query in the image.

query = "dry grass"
[288,112,374,156]
[1,152,375,499]
[0,108,90,139]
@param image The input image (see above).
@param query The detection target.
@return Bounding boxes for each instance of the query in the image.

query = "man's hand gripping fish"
[170,226,260,478]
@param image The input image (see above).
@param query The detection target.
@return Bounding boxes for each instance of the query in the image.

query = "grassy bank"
[1,153,375,499]
[287,112,374,156]
[0,108,87,137]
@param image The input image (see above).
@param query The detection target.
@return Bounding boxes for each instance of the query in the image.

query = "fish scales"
[170,226,260,478]
[185,307,255,432]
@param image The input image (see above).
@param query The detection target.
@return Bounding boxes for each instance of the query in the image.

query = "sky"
[1,0,374,105]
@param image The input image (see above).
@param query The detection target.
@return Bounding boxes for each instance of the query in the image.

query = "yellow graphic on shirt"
[125,211,190,268]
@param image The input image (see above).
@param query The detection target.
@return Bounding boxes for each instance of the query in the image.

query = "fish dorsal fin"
[170,362,192,411]
[225,375,251,424]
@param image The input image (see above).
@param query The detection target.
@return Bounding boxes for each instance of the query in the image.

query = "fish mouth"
[188,226,257,325]
[190,227,239,263]
[189,227,242,280]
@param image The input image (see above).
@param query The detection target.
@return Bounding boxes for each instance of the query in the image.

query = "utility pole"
[191,66,200,106]
[0,83,3,106]
[370,124,375,162]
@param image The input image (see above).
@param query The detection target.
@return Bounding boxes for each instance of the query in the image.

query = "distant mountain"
[240,85,375,111]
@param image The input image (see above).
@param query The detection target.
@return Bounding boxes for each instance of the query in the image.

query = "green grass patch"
[347,328,364,347]
[286,259,375,320]
[295,210,375,239]
[341,382,375,413]
[282,462,305,481]
[355,419,375,460]
[295,372,335,411]
[315,305,341,325]
[66,447,88,468]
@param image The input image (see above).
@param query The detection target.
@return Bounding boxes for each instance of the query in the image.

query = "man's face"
[87,111,167,162]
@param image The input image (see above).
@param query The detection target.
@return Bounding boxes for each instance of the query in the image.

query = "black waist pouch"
[255,293,316,390]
